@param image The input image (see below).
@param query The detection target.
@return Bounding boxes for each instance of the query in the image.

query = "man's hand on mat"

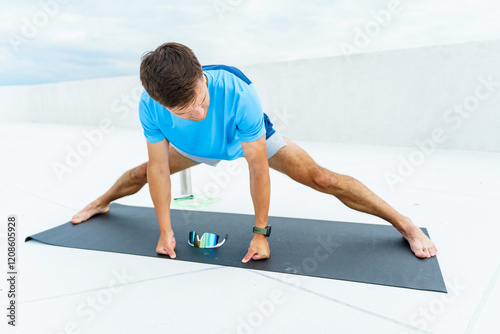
[242,234,270,263]
[156,231,177,258]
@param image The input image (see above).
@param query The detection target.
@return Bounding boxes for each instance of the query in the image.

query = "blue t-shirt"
[138,65,266,160]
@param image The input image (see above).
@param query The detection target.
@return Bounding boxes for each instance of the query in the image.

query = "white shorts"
[171,132,287,167]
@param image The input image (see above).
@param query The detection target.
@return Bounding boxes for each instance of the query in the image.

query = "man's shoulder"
[203,64,252,85]
[140,89,150,104]
[138,89,169,119]
[139,89,165,109]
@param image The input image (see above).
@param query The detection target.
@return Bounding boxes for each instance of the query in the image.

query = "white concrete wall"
[0,76,143,129]
[246,39,500,152]
[1,39,499,151]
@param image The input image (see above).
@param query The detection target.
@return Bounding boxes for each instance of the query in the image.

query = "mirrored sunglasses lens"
[189,231,226,248]
[189,231,196,245]
[199,233,218,248]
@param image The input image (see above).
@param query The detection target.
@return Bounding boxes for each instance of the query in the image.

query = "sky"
[1,0,500,85]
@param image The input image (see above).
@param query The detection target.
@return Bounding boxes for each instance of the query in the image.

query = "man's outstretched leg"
[71,144,198,224]
[268,138,437,258]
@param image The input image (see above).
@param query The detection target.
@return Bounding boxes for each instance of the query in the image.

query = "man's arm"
[146,139,177,258]
[240,135,271,263]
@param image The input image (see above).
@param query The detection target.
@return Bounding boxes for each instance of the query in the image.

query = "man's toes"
[71,212,89,224]
[430,247,438,257]
[415,249,426,258]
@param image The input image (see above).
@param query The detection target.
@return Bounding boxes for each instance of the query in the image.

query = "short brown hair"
[140,42,203,109]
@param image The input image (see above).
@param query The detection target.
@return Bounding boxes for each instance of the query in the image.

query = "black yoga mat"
[26,203,446,292]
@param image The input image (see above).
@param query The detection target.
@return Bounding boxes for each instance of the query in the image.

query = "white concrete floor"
[1,122,499,334]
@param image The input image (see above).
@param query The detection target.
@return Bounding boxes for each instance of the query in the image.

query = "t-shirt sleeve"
[138,95,166,143]
[235,84,266,142]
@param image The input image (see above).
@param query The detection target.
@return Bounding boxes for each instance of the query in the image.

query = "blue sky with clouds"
[1,0,500,85]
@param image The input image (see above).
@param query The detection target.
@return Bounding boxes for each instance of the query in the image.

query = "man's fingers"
[170,237,177,258]
[242,249,256,263]
[168,249,177,259]
[242,249,270,263]
[157,246,177,259]
[156,247,167,255]
[156,233,177,259]
[252,253,269,261]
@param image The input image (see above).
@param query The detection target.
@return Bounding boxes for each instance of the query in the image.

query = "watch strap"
[253,225,271,237]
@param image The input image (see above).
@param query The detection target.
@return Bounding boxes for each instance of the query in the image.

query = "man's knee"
[132,163,148,183]
[311,167,340,193]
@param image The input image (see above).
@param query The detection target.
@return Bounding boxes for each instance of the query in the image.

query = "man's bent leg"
[71,144,199,223]
[268,138,437,259]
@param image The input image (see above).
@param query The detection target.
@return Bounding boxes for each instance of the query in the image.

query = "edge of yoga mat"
[26,203,447,293]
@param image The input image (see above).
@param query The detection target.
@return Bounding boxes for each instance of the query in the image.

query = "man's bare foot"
[402,220,438,258]
[71,200,110,224]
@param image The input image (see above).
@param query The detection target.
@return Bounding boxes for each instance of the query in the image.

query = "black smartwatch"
[253,225,271,237]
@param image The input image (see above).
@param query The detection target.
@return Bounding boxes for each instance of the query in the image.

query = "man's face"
[169,75,210,121]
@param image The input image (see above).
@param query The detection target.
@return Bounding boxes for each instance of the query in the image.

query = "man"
[72,42,437,262]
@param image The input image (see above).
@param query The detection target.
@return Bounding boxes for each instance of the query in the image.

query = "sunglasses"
[188,231,228,248]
